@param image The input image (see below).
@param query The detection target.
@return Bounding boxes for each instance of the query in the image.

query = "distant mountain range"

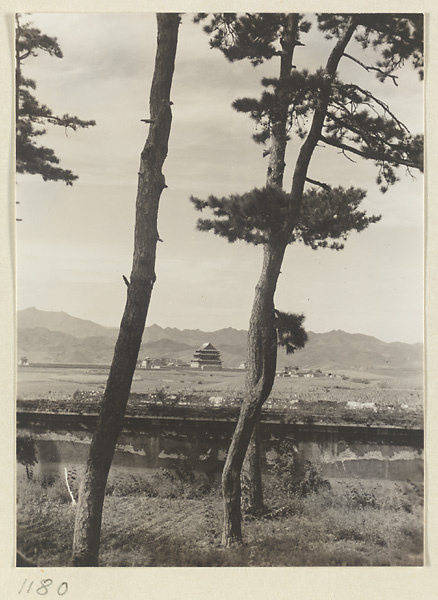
[16,307,423,373]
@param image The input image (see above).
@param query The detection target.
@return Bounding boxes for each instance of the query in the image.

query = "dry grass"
[17,365,423,401]
[16,469,423,568]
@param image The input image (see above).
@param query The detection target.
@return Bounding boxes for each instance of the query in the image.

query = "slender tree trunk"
[241,14,299,516]
[222,16,358,545]
[72,13,179,567]
[222,241,286,545]
[241,420,264,515]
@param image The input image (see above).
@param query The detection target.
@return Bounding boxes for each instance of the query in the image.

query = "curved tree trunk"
[222,241,286,545]
[241,14,300,517]
[242,420,265,515]
[222,16,358,545]
[72,13,179,567]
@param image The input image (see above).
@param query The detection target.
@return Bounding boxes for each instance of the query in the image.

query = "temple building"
[190,342,222,370]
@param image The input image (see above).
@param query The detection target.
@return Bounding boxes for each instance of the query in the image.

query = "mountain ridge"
[16,308,423,372]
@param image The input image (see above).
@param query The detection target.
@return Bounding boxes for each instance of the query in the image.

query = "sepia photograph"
[14,11,425,570]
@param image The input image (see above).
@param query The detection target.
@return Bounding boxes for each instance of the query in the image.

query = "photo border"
[2,1,436,598]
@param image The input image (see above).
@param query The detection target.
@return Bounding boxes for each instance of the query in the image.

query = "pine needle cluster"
[194,13,310,66]
[190,186,290,244]
[191,184,380,250]
[195,13,423,192]
[274,310,308,354]
[15,15,96,185]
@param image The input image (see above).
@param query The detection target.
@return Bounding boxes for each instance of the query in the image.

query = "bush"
[270,441,331,498]
[16,435,38,479]
[106,473,158,498]
[154,463,213,499]
[382,481,423,514]
[298,460,332,497]
[341,481,379,510]
[105,466,214,500]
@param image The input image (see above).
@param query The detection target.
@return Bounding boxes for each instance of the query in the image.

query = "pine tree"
[193,12,423,545]
[15,14,96,185]
[72,13,180,566]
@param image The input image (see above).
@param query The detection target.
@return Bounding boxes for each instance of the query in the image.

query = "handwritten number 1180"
[18,579,68,596]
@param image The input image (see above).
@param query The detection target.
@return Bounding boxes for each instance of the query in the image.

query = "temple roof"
[197,342,218,352]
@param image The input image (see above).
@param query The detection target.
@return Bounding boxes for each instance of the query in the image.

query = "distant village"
[19,341,345,379]
[277,366,346,379]
[137,342,346,379]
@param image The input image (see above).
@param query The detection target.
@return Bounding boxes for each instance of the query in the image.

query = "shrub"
[382,481,423,514]
[298,460,332,497]
[105,465,214,500]
[270,441,331,498]
[16,435,38,479]
[341,481,379,510]
[106,473,157,498]
[40,474,57,488]
[154,387,168,403]
[155,462,213,499]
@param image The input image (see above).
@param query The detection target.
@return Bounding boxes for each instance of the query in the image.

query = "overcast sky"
[15,13,424,343]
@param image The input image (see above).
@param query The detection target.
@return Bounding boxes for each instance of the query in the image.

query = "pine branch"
[285,16,360,234]
[295,186,381,250]
[44,114,96,129]
[325,111,401,159]
[305,177,331,191]
[343,52,399,85]
[340,149,357,164]
[319,14,424,80]
[190,187,291,245]
[319,134,421,170]
[340,83,410,134]
[15,14,96,184]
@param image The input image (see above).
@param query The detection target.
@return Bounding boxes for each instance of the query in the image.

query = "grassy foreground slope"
[17,468,423,567]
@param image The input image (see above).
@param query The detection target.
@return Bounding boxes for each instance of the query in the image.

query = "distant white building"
[297,370,313,378]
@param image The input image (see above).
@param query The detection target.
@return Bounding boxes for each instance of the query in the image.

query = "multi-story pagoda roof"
[191,342,222,370]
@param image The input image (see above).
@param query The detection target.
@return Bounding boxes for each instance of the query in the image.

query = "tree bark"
[241,13,299,517]
[72,13,179,567]
[222,241,286,545]
[222,15,358,545]
[241,419,265,515]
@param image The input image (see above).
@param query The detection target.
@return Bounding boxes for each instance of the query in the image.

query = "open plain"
[17,364,423,402]
[16,364,424,566]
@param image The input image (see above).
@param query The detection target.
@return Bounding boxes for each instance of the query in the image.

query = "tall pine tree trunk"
[222,241,286,545]
[72,13,179,567]
[241,14,299,516]
[222,17,358,544]
[241,420,264,515]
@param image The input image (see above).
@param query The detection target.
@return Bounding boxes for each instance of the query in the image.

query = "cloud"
[16,12,424,343]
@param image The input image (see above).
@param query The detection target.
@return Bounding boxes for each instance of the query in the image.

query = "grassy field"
[17,364,423,399]
[17,467,423,567]
[17,365,424,429]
